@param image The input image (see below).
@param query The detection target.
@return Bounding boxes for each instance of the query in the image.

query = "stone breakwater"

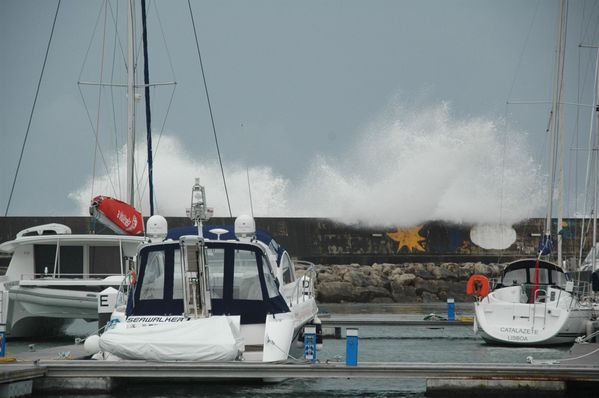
[296,262,503,303]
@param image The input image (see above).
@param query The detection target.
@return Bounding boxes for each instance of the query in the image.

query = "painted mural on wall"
[386,223,474,254]
[386,226,426,253]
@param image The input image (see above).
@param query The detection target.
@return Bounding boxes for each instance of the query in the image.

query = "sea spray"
[70,103,545,226]
[289,103,545,226]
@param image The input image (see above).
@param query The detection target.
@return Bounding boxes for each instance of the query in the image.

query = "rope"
[90,1,109,203]
[138,83,177,211]
[77,84,118,196]
[187,0,233,217]
[109,0,122,200]
[264,334,299,361]
[5,0,61,216]
[527,346,599,365]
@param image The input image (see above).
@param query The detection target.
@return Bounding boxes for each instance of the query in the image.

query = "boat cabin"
[497,259,569,290]
[0,230,142,283]
[126,238,290,325]
[167,225,297,286]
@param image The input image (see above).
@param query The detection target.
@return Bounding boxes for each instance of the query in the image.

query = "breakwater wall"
[1,216,593,303]
[298,262,499,303]
[0,216,591,266]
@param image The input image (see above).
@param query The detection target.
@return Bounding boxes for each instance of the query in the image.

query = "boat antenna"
[189,178,213,237]
[246,167,255,218]
[187,0,232,217]
[5,0,61,216]
[141,0,155,215]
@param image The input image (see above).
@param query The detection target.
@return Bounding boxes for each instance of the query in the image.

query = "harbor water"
[5,303,570,397]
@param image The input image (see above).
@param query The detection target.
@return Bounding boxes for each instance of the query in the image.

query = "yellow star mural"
[387,225,426,253]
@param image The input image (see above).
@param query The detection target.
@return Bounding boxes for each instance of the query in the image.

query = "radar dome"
[146,215,168,242]
[235,215,256,242]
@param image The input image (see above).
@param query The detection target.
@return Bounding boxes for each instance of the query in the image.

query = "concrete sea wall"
[0,217,591,303]
[0,216,591,266]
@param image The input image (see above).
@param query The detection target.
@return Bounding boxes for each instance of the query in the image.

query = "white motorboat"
[0,224,143,337]
[90,180,319,362]
[471,259,593,345]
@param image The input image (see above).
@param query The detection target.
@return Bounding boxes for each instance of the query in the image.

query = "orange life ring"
[130,270,137,285]
[466,274,490,298]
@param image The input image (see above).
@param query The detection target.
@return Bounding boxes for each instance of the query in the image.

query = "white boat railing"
[285,261,316,308]
[20,273,125,280]
[531,288,548,330]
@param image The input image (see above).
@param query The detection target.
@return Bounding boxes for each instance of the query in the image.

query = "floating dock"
[320,316,472,327]
[1,342,598,397]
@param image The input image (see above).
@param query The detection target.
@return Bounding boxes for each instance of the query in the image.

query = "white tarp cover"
[99,316,243,361]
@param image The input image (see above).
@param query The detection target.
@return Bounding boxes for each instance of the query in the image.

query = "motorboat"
[470,259,594,345]
[0,224,144,337]
[89,180,319,362]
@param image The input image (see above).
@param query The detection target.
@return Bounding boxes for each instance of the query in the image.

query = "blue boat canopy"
[127,240,290,324]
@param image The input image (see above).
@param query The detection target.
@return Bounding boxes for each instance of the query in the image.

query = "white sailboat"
[470,0,595,346]
[470,258,592,345]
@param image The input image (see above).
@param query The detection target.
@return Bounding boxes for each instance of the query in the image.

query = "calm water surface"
[6,303,570,397]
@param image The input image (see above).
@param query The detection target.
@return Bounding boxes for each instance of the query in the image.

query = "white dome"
[146,215,168,242]
[234,215,256,242]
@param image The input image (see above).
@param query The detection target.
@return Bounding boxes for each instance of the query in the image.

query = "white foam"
[70,102,545,228]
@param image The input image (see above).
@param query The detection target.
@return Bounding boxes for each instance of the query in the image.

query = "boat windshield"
[500,261,569,289]
[206,241,289,324]
[205,246,279,300]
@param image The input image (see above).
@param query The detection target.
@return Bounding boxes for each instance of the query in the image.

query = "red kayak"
[90,196,144,235]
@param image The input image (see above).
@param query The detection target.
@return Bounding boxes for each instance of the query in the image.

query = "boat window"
[269,240,280,256]
[206,248,225,298]
[34,245,83,278]
[551,269,568,288]
[139,251,165,300]
[262,258,280,299]
[530,268,550,284]
[233,250,263,300]
[280,252,294,284]
[502,268,527,286]
[173,248,183,300]
[89,246,121,275]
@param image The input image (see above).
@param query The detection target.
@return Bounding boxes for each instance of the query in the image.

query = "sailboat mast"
[555,0,567,268]
[141,0,155,216]
[592,47,599,272]
[126,0,136,207]
[545,0,568,265]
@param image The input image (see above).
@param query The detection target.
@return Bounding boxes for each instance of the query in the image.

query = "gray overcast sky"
[1,1,598,226]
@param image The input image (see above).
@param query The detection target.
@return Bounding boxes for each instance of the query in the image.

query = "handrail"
[286,262,316,307]
[20,273,125,280]
[531,288,547,330]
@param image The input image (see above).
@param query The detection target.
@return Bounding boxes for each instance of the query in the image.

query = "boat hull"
[474,289,593,346]
[5,286,100,337]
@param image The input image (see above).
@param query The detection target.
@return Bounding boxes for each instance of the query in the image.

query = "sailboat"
[468,0,595,346]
